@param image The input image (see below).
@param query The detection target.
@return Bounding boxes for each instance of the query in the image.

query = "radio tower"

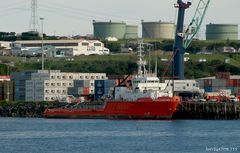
[29,0,39,32]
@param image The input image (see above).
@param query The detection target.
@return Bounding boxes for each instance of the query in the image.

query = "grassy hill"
[0,52,240,79]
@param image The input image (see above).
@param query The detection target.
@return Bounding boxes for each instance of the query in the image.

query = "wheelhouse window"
[82,42,89,46]
[94,43,101,46]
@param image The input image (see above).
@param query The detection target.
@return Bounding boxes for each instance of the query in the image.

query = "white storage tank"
[206,23,238,40]
[125,25,138,39]
[142,21,175,39]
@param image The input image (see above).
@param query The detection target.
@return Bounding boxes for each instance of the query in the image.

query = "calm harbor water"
[0,118,239,153]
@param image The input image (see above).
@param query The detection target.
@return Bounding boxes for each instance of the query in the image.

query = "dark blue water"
[0,118,239,153]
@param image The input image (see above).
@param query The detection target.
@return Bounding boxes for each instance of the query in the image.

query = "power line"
[39,2,140,22]
[0,0,28,12]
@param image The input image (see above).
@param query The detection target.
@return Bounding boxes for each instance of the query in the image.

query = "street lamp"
[40,17,44,70]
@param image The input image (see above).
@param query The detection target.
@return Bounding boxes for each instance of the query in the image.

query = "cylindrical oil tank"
[93,21,126,39]
[142,21,175,39]
[206,24,238,40]
[124,25,138,39]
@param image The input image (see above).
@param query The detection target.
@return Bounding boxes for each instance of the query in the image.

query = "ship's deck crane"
[173,0,210,80]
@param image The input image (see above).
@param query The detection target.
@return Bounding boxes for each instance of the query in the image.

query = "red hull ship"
[44,41,180,119]
[44,97,180,119]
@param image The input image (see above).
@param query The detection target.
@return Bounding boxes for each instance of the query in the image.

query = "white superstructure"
[11,39,109,57]
[25,70,107,102]
[114,40,172,101]
[114,40,204,100]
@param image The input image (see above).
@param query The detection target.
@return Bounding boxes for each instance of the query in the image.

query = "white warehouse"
[25,70,107,102]
[11,39,110,57]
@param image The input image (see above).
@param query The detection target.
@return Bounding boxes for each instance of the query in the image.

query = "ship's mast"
[137,40,147,77]
[154,54,158,77]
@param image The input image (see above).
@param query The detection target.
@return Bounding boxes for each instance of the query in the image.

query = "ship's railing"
[60,101,105,110]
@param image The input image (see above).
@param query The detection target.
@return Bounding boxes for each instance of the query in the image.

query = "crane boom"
[183,0,210,49]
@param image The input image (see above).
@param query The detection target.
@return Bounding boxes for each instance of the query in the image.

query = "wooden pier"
[173,102,240,120]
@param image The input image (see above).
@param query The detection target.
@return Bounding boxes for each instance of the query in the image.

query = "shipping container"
[104,80,110,87]
[237,79,240,87]
[95,80,105,88]
[103,80,115,88]
[14,80,27,86]
[78,87,84,95]
[40,76,50,80]
[204,86,213,92]
[11,71,35,80]
[95,88,104,95]
[104,88,111,96]
[83,87,90,95]
[0,95,3,101]
[2,81,14,96]
[196,80,204,88]
[73,80,84,87]
[212,79,226,87]
[204,79,212,87]
[237,89,240,96]
[232,79,238,87]
[216,72,230,79]
[83,80,91,87]
[95,94,103,100]
[34,87,44,93]
[68,87,78,95]
[26,80,34,86]
[26,95,34,100]
[227,79,234,87]
[3,94,14,101]
[226,86,234,90]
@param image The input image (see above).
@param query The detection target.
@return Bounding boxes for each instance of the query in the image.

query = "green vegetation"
[0,31,58,41]
[142,39,240,53]
[1,35,240,78]
[0,64,8,75]
[11,55,138,75]
[1,52,240,79]
[104,41,121,53]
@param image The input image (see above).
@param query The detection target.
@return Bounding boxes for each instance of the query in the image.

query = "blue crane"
[173,0,210,80]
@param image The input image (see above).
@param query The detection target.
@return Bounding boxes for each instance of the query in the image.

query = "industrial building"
[11,39,109,57]
[142,21,175,39]
[93,20,138,39]
[25,70,108,102]
[206,23,238,40]
[0,41,11,49]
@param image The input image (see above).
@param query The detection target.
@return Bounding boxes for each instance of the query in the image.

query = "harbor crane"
[173,0,210,80]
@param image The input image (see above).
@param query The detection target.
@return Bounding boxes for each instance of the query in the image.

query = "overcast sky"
[0,0,239,37]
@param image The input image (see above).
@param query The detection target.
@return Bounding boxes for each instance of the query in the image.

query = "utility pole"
[7,65,10,102]
[40,17,45,70]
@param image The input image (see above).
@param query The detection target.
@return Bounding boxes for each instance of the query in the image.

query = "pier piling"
[173,102,240,120]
